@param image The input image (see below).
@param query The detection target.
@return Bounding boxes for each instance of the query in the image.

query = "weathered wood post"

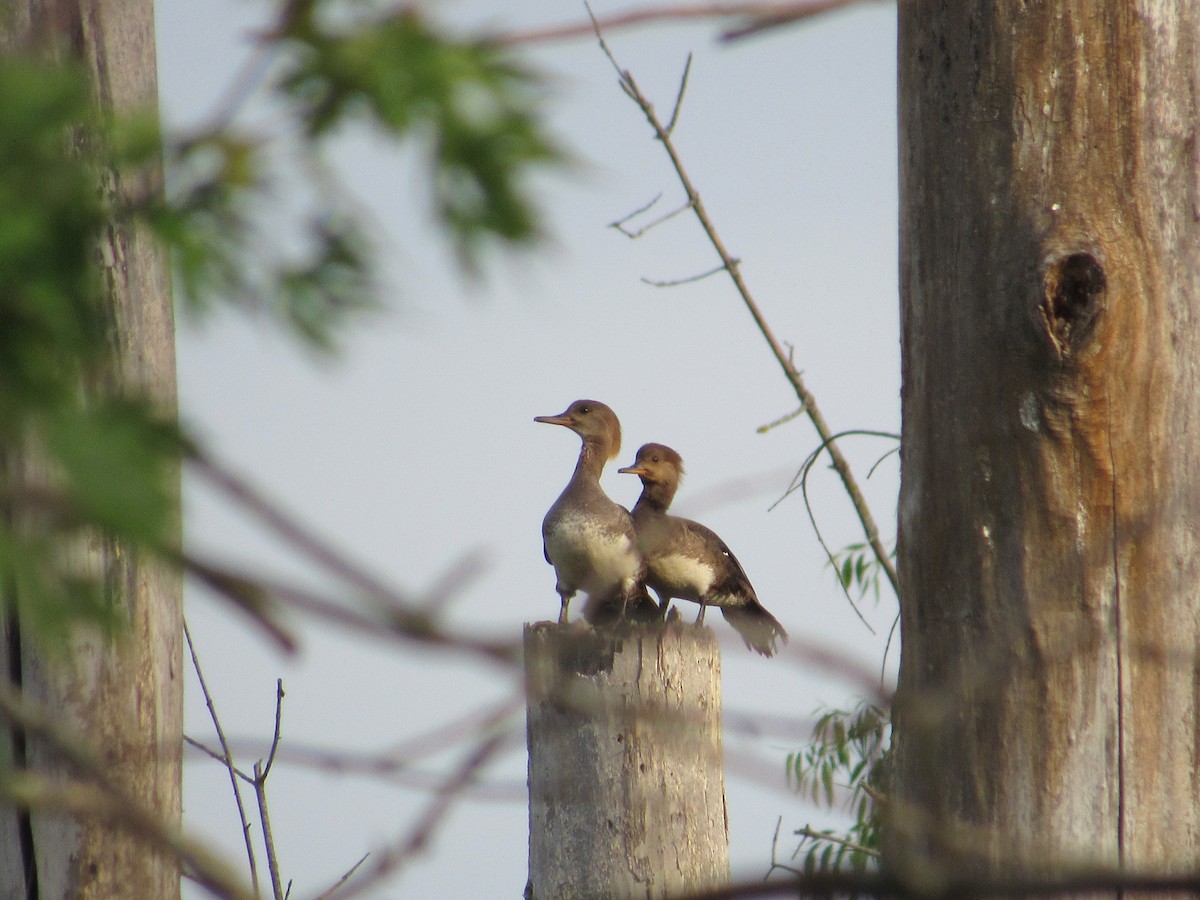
[525,621,730,898]
[894,0,1200,884]
[0,2,182,897]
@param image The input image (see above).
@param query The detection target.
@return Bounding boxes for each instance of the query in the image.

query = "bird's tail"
[721,602,788,657]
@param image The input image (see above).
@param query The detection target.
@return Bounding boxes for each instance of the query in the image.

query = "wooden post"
[525,621,730,899]
[895,0,1200,882]
[0,2,182,897]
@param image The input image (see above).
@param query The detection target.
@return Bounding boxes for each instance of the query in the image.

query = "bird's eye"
[651,456,659,463]
[579,405,591,414]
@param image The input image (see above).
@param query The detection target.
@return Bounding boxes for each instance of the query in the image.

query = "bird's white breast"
[651,553,715,597]
[545,511,640,595]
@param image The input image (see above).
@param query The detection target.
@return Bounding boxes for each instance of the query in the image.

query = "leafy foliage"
[786,701,889,872]
[828,541,893,606]
[0,54,182,642]
[0,2,562,643]
[277,3,559,266]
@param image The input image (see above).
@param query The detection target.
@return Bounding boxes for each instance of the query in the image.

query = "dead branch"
[495,0,872,45]
[186,619,261,889]
[0,680,254,900]
[589,15,901,604]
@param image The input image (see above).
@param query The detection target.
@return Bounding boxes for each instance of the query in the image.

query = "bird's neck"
[633,479,676,513]
[572,438,610,482]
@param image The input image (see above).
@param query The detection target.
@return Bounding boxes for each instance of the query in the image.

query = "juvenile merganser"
[535,400,655,624]
[619,443,787,656]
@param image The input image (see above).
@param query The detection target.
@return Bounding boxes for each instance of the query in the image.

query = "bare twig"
[611,197,695,237]
[183,551,521,667]
[262,680,285,781]
[255,758,286,900]
[642,262,734,286]
[0,680,253,900]
[610,192,665,230]
[496,0,871,45]
[773,429,900,632]
[255,680,287,900]
[756,406,807,434]
[765,816,804,880]
[667,52,694,134]
[185,619,261,891]
[589,17,901,608]
[314,853,370,900]
[793,824,881,858]
[183,451,522,666]
[328,733,508,898]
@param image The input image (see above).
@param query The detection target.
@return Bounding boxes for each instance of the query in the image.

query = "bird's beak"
[617,464,648,476]
[534,413,572,427]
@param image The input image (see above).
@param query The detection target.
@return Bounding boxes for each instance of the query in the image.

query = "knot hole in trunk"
[1039,251,1107,359]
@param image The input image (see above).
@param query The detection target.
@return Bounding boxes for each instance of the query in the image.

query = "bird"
[618,442,788,656]
[535,400,658,625]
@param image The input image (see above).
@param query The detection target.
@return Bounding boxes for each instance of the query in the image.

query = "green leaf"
[40,400,180,547]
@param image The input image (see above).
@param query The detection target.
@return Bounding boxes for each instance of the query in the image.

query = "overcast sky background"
[155,1,900,896]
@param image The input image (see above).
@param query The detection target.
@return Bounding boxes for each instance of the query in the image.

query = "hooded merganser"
[535,400,656,624]
[619,443,788,656]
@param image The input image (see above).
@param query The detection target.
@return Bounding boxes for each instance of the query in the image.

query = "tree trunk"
[0,2,182,897]
[525,622,729,899]
[894,0,1200,884]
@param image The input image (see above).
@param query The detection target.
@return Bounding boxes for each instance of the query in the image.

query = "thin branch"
[183,551,521,667]
[642,261,733,286]
[667,52,694,134]
[764,816,804,880]
[756,405,806,433]
[589,18,902,609]
[255,758,286,900]
[868,444,901,479]
[314,853,370,900]
[262,679,285,781]
[793,825,881,859]
[496,0,871,45]
[182,455,521,667]
[881,610,900,686]
[328,733,508,898]
[0,679,253,900]
[611,197,695,237]
[185,619,261,892]
[778,430,901,632]
[609,192,664,230]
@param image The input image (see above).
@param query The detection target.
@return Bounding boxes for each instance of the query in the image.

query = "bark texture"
[0,1,182,897]
[525,622,729,899]
[895,0,1200,883]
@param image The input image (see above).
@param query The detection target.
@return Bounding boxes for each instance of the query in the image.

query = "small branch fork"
[0,678,254,900]
[590,12,901,603]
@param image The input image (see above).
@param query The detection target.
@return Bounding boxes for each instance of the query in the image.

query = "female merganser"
[619,443,787,656]
[535,400,654,624]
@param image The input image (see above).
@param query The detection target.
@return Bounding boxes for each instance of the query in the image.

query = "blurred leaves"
[0,53,180,644]
[277,4,558,265]
[786,701,889,873]
[828,541,893,607]
[0,3,562,644]
[0,56,105,414]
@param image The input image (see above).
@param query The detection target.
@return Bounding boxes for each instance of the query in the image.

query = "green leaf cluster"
[277,3,559,265]
[786,701,890,872]
[828,541,893,606]
[0,54,182,644]
[148,130,377,351]
[0,3,564,645]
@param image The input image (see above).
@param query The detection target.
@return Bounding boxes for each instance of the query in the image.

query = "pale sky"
[156,1,900,896]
